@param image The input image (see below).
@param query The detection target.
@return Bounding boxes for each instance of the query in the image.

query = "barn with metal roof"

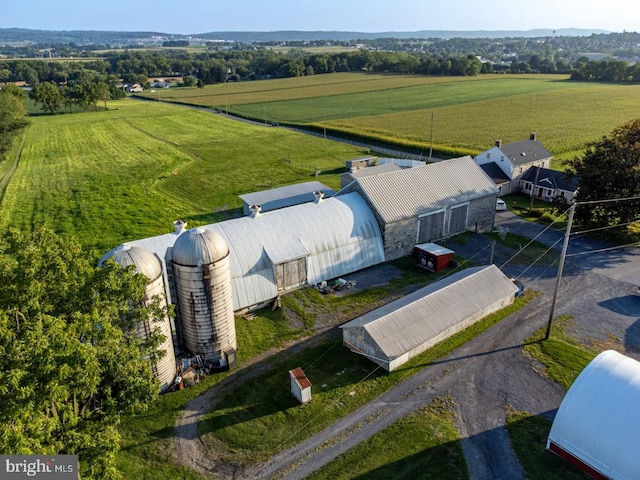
[339,156,498,260]
[127,191,384,312]
[547,350,640,480]
[340,265,519,371]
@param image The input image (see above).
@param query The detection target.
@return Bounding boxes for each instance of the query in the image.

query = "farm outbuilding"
[126,191,385,313]
[239,181,335,215]
[340,265,518,371]
[339,156,498,261]
[547,350,640,480]
[289,367,312,404]
[99,244,177,391]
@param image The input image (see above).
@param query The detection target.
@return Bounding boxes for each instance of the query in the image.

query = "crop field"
[146,72,640,161]
[0,99,363,252]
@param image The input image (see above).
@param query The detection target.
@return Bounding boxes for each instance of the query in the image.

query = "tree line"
[0,84,28,161]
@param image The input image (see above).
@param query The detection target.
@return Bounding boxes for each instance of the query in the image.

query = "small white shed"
[289,367,312,404]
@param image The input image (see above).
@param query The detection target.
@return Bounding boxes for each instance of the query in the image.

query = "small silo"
[171,227,237,367]
[100,244,177,391]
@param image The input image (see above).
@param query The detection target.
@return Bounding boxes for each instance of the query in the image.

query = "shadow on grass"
[349,438,468,480]
[171,330,383,440]
[506,411,591,480]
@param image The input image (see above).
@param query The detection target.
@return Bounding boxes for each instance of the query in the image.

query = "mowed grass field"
[0,99,364,252]
[144,72,640,162]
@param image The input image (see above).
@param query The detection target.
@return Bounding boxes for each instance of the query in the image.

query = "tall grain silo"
[171,227,237,367]
[100,244,177,391]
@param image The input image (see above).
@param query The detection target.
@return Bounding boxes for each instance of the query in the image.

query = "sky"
[2,0,637,34]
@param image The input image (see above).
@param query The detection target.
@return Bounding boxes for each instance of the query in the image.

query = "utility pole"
[529,166,540,215]
[428,111,434,161]
[545,203,575,340]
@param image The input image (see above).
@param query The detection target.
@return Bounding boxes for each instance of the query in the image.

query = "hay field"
[150,73,640,160]
[0,100,363,251]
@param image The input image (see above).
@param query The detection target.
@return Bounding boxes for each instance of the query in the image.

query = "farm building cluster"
[102,134,577,391]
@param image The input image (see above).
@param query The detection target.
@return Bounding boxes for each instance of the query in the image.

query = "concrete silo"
[171,227,237,367]
[100,244,177,391]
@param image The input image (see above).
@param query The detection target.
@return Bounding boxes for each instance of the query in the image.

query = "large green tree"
[0,228,165,479]
[29,81,63,114]
[565,118,640,229]
[0,85,28,160]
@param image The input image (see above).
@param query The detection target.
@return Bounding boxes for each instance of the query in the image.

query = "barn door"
[418,211,445,243]
[275,257,308,292]
[449,204,469,236]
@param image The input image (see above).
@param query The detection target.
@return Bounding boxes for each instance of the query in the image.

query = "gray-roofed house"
[339,156,498,260]
[340,265,519,371]
[519,166,580,203]
[239,181,335,216]
[475,133,553,195]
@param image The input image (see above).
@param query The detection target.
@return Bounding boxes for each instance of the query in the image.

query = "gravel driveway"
[174,211,640,479]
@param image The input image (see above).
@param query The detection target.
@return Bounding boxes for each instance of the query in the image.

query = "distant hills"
[0,27,612,45]
[195,28,611,42]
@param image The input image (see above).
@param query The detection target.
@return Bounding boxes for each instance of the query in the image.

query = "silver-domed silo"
[171,227,236,366]
[101,244,177,391]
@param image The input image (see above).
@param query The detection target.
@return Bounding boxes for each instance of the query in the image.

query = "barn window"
[275,257,308,291]
[449,203,469,236]
[417,210,445,243]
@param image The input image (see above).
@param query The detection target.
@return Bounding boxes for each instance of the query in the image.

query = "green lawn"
[309,397,469,480]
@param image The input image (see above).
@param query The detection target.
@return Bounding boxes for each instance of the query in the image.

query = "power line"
[575,194,640,206]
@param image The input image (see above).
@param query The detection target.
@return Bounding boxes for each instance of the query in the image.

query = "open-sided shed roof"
[547,350,640,480]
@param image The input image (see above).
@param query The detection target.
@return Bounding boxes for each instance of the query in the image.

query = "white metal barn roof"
[239,181,335,214]
[341,265,518,371]
[350,156,498,224]
[127,192,384,311]
[547,350,640,480]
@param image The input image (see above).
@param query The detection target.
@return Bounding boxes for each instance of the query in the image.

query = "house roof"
[127,192,384,311]
[479,162,511,185]
[521,167,579,192]
[547,350,640,480]
[499,139,553,166]
[340,265,518,359]
[239,181,335,212]
[348,156,498,224]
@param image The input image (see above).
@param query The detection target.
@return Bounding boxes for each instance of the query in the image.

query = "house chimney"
[249,204,261,218]
[495,140,502,148]
[530,132,537,141]
[312,191,324,203]
[173,219,187,234]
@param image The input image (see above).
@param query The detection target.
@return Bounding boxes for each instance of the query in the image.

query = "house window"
[275,258,307,291]
[418,211,445,243]
[487,152,491,159]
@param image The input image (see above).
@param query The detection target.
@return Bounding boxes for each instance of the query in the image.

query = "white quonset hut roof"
[127,192,384,311]
[341,265,518,371]
[547,350,640,480]
[239,181,335,214]
[350,156,498,224]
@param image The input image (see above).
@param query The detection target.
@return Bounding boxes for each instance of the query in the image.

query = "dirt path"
[173,280,565,480]
[172,228,640,479]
